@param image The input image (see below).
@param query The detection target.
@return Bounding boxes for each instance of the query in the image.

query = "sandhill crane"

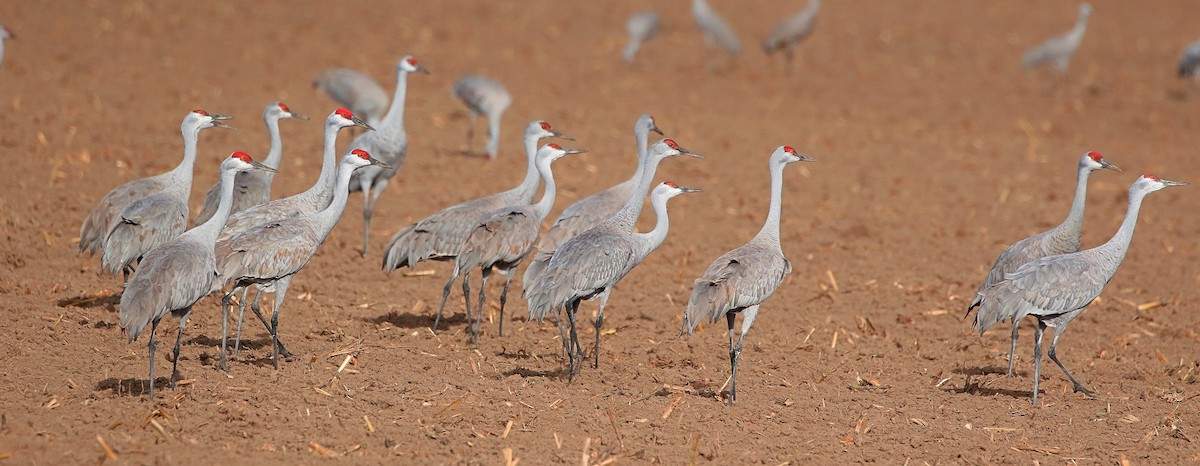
[965,151,1120,377]
[1178,39,1200,78]
[381,120,572,279]
[438,143,585,343]
[80,110,231,282]
[692,0,740,70]
[194,102,308,226]
[525,139,702,379]
[313,68,390,126]
[215,150,389,370]
[683,146,813,404]
[0,25,13,66]
[215,108,371,356]
[763,0,819,73]
[453,75,513,160]
[1022,3,1092,72]
[119,152,274,400]
[534,115,662,257]
[972,174,1187,405]
[623,11,661,63]
[346,55,429,257]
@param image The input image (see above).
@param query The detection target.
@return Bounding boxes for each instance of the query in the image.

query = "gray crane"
[381,120,572,283]
[762,0,819,74]
[453,75,513,160]
[439,143,585,343]
[215,108,372,357]
[80,110,231,282]
[346,55,430,257]
[692,0,740,69]
[534,114,662,254]
[972,174,1186,405]
[215,150,389,369]
[525,139,702,380]
[194,102,308,226]
[965,151,1120,377]
[623,11,661,63]
[1178,39,1200,78]
[119,152,274,400]
[682,146,813,405]
[1022,3,1092,72]
[313,68,390,127]
[0,25,13,67]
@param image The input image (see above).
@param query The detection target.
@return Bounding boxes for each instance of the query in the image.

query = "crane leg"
[1007,319,1020,377]
[364,177,391,257]
[233,286,251,357]
[462,272,473,343]
[269,278,292,370]
[434,265,461,333]
[170,309,191,389]
[465,111,477,153]
[476,266,493,344]
[246,288,291,358]
[554,308,570,359]
[147,319,159,400]
[1031,320,1046,405]
[566,300,581,382]
[726,311,737,405]
[498,269,514,337]
[592,290,611,369]
[219,288,238,371]
[784,47,795,76]
[1047,323,1094,397]
[731,305,759,405]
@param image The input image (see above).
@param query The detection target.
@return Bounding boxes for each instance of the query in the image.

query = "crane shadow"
[953,365,1026,377]
[946,374,1034,401]
[56,293,121,311]
[366,310,457,330]
[502,366,568,379]
[95,376,180,397]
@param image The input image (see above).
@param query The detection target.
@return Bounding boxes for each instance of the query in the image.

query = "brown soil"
[2,0,1198,464]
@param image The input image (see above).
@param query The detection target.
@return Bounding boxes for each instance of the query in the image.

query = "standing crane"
[682,146,813,405]
[119,152,275,400]
[313,68,390,127]
[380,120,572,281]
[535,114,662,254]
[194,102,308,226]
[1178,39,1200,78]
[0,25,13,67]
[80,110,231,282]
[346,55,429,257]
[762,0,819,74]
[215,150,389,370]
[453,75,513,160]
[439,143,585,343]
[1022,3,1092,72]
[216,108,372,357]
[972,174,1187,405]
[966,151,1120,377]
[623,11,661,63]
[692,0,740,70]
[525,139,702,380]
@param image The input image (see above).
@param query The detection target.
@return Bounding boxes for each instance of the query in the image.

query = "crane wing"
[684,244,789,333]
[973,253,1106,334]
[119,238,215,342]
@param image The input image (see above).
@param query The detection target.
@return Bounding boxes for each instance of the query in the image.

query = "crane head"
[345,148,392,170]
[272,102,309,121]
[1081,151,1120,173]
[330,108,374,131]
[399,55,430,75]
[0,26,12,40]
[225,151,277,174]
[1139,174,1187,191]
[529,120,574,141]
[187,109,233,131]
[777,145,815,164]
[652,138,703,159]
[656,181,703,199]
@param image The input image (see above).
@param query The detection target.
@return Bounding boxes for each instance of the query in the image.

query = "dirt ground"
[1,0,1199,464]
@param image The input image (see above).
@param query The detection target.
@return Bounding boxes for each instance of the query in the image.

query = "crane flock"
[65,2,1191,408]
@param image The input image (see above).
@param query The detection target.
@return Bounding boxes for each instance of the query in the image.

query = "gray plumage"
[380,120,572,274]
[194,102,307,226]
[346,55,429,257]
[437,144,584,342]
[683,146,812,404]
[762,0,818,72]
[1178,39,1200,78]
[313,68,390,126]
[1022,3,1092,72]
[524,139,702,380]
[81,110,230,282]
[535,114,662,254]
[623,11,661,63]
[972,175,1187,405]
[692,0,741,57]
[966,152,1120,377]
[453,75,513,159]
[119,153,273,400]
[0,25,12,67]
[214,150,387,370]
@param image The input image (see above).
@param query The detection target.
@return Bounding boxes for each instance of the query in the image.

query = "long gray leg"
[465,110,478,152]
[233,286,250,356]
[475,266,492,344]
[147,319,159,400]
[246,288,291,358]
[729,305,760,405]
[170,309,191,389]
[566,300,582,382]
[592,290,611,369]
[268,277,292,370]
[1047,322,1094,397]
[1007,319,1020,377]
[1031,320,1046,405]
[361,177,390,257]
[498,269,514,337]
[434,264,461,332]
[725,311,736,405]
[462,273,472,340]
[219,288,238,371]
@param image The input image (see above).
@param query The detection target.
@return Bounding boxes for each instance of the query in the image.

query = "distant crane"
[683,146,813,405]
[966,152,1120,377]
[535,114,662,254]
[623,11,661,63]
[1178,39,1200,78]
[381,120,572,286]
[346,55,429,257]
[692,0,740,70]
[453,75,513,160]
[79,110,231,283]
[525,139,702,380]
[972,174,1186,405]
[1022,3,1092,72]
[215,150,389,369]
[439,143,585,343]
[194,102,308,225]
[0,25,13,66]
[762,0,819,74]
[313,68,389,127]
[119,152,274,400]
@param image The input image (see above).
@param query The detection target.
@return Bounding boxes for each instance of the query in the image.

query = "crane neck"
[303,122,343,201]
[1099,186,1149,263]
[1056,164,1092,235]
[753,161,787,245]
[314,162,358,238]
[485,112,504,158]
[170,123,203,190]
[630,127,650,183]
[190,167,239,244]
[263,115,284,175]
[636,192,673,256]
[512,133,542,203]
[1070,11,1090,40]
[532,156,559,221]
[378,69,410,136]
[611,153,664,228]
[806,0,820,15]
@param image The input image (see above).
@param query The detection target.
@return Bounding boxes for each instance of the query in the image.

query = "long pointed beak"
[679,187,703,193]
[1162,179,1189,187]
[680,147,703,159]
[416,65,431,75]
[212,121,235,130]
[565,148,587,155]
[369,156,393,170]
[211,114,234,121]
[1101,160,1121,172]
[651,125,664,136]
[289,111,311,121]
[250,161,277,173]
[789,154,815,163]
[552,131,575,141]
[353,115,375,131]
